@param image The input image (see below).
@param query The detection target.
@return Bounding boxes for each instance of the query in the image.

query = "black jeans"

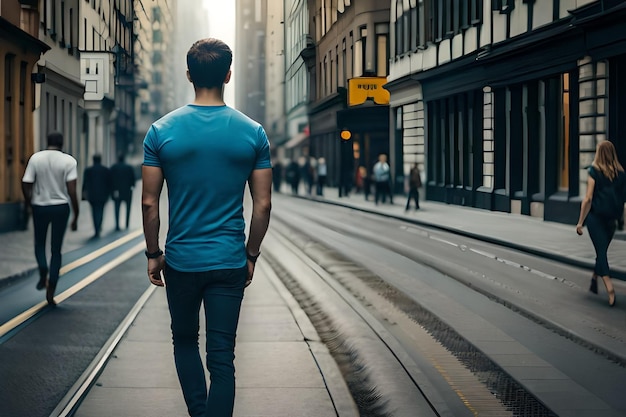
[164,264,247,417]
[32,204,70,285]
[113,197,131,230]
[89,201,106,235]
[405,188,420,210]
[586,212,616,276]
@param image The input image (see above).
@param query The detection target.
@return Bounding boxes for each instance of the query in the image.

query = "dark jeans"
[32,204,70,285]
[405,188,420,210]
[316,176,326,196]
[89,201,106,235]
[164,264,248,417]
[586,212,616,276]
[113,197,131,230]
[375,181,393,204]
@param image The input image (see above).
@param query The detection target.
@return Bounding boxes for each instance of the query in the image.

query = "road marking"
[60,229,143,274]
[0,240,144,338]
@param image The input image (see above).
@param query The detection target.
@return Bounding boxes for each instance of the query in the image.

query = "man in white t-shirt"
[22,131,80,306]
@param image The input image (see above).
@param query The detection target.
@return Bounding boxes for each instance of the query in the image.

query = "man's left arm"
[142,165,165,286]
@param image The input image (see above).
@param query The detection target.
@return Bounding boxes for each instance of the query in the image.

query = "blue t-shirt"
[143,105,271,272]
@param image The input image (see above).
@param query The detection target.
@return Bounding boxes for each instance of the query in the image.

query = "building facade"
[235,0,267,126]
[283,0,310,162]
[387,0,626,224]
[0,1,50,231]
[135,0,177,151]
[304,0,391,190]
[265,0,286,155]
[79,0,114,168]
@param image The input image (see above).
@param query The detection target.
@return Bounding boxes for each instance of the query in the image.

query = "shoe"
[46,281,57,306]
[600,276,616,307]
[589,275,598,294]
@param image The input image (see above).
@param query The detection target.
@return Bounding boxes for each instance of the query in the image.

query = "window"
[61,1,66,44]
[69,8,74,51]
[4,55,15,200]
[410,2,419,50]
[376,24,389,77]
[354,37,363,76]
[395,0,403,55]
[559,73,570,191]
[19,61,26,164]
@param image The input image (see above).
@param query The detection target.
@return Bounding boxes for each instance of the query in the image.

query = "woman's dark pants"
[586,212,616,276]
[32,204,70,286]
[164,264,247,417]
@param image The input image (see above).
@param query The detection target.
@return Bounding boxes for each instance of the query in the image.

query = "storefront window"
[559,73,570,191]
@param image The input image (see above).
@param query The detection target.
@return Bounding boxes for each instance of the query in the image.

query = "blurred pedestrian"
[82,154,111,238]
[576,141,626,307]
[316,157,327,196]
[142,38,272,417]
[405,163,422,211]
[286,159,300,195]
[272,158,283,192]
[110,153,136,230]
[359,166,371,201]
[21,131,79,306]
[373,154,393,205]
[301,156,314,195]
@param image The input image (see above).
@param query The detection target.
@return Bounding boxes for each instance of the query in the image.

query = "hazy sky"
[202,0,236,104]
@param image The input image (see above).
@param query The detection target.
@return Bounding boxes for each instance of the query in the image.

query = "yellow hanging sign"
[348,77,390,107]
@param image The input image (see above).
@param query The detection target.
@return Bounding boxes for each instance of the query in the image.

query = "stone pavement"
[73,260,357,417]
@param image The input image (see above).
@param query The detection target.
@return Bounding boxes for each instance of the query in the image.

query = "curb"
[297,194,626,281]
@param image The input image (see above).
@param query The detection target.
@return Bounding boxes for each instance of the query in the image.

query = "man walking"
[22,131,80,305]
[110,153,136,230]
[142,38,272,417]
[82,154,111,237]
[373,153,393,205]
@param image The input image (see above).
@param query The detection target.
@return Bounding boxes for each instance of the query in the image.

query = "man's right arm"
[245,167,272,286]
[142,165,165,286]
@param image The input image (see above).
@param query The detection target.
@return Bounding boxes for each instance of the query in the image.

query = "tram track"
[265,217,541,417]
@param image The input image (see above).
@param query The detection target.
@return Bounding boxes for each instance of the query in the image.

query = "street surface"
[0,190,625,416]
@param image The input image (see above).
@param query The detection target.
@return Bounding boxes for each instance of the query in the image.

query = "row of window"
[394,0,483,56]
[41,0,134,54]
[318,24,389,100]
[418,59,609,198]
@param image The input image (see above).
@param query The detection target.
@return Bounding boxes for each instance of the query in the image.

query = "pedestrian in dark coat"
[286,159,300,195]
[110,153,136,230]
[405,163,422,211]
[576,141,626,307]
[83,154,111,237]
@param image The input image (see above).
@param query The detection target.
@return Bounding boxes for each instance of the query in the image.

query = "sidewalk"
[73,259,357,417]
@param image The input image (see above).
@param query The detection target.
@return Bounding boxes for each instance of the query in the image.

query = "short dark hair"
[47,131,63,148]
[93,154,102,164]
[186,38,232,89]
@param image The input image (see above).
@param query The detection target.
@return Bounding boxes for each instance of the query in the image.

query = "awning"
[284,132,309,149]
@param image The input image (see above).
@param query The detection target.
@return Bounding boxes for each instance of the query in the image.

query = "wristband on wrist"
[145,249,163,259]
[246,251,260,263]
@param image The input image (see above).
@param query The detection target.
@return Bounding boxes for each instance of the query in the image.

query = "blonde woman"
[576,141,626,307]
